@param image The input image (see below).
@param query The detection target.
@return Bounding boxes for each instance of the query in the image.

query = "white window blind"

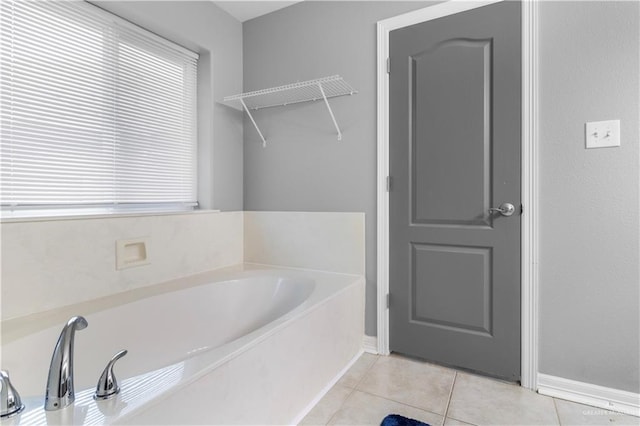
[1,0,199,218]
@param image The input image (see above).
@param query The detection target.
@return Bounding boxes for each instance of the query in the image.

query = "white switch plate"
[585,119,620,149]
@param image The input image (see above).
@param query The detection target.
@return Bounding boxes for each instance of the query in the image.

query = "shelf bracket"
[239,98,267,148]
[317,82,342,141]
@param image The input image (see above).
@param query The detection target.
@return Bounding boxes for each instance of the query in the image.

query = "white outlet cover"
[585,119,620,149]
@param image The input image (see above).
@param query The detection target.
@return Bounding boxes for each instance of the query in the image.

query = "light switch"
[585,119,620,149]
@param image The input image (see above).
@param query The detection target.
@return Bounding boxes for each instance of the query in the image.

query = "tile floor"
[300,353,640,426]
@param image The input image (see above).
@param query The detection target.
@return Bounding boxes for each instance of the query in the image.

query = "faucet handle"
[94,350,128,400]
[1,370,25,418]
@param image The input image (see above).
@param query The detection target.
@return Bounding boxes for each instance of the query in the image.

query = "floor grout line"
[355,353,381,387]
[440,371,457,426]
[324,385,357,426]
[353,388,446,419]
[552,397,563,426]
[324,353,380,425]
[352,355,461,422]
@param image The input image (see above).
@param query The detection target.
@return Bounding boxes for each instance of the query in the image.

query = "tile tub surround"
[244,211,365,275]
[301,354,640,426]
[2,210,366,320]
[1,211,243,319]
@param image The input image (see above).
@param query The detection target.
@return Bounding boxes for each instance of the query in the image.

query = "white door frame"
[376,0,539,390]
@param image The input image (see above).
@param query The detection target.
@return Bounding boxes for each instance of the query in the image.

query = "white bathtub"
[1,265,364,425]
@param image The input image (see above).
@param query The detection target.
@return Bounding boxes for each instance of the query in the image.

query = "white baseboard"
[538,373,640,417]
[363,335,378,354]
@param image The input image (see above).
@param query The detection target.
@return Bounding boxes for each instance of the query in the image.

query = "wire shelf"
[223,75,357,147]
[224,75,357,110]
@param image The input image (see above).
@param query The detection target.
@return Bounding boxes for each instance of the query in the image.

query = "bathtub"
[1,265,364,425]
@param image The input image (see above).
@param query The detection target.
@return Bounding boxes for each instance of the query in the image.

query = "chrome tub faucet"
[44,316,88,411]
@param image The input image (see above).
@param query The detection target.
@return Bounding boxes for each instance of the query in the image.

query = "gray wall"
[244,0,640,393]
[538,1,640,393]
[243,1,433,335]
[92,0,244,211]
[89,0,640,393]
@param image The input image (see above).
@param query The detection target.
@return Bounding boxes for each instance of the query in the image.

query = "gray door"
[389,1,522,381]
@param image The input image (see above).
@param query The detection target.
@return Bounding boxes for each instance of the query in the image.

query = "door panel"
[411,243,493,336]
[389,1,521,381]
[412,39,492,227]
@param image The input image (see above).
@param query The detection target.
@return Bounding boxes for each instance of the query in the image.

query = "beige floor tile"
[447,373,559,425]
[337,353,379,388]
[356,355,455,415]
[328,390,443,426]
[300,385,354,426]
[554,399,640,425]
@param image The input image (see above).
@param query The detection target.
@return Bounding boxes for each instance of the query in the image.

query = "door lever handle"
[489,202,516,217]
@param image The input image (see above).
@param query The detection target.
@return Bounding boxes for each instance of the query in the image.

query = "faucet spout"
[44,316,88,411]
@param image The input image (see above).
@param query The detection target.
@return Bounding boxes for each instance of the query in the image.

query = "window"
[0,0,199,218]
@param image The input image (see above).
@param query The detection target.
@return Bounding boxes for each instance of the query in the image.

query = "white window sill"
[0,209,222,224]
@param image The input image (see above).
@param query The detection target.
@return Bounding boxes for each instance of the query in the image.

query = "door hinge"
[386,57,390,74]
[386,176,392,192]
[386,293,390,309]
